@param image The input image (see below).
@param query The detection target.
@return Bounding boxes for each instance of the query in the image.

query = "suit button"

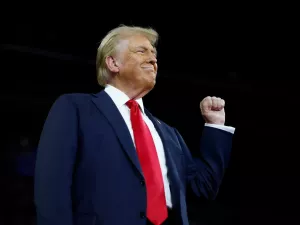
[140,211,146,218]
[140,180,145,186]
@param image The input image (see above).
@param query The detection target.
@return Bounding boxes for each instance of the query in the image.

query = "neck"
[108,81,150,100]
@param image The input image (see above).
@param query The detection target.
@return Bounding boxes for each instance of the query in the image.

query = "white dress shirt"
[104,84,235,208]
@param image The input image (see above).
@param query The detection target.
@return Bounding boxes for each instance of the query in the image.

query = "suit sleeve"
[34,95,78,225]
[174,126,233,200]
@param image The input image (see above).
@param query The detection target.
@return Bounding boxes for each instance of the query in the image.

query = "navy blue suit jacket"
[34,90,233,225]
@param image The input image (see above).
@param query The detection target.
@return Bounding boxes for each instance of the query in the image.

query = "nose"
[148,55,157,65]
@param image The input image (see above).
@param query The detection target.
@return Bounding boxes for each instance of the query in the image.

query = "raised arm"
[174,126,233,199]
[176,96,234,199]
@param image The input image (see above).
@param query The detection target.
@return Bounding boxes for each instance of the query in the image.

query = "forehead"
[116,34,157,57]
[126,35,156,51]
[128,34,151,44]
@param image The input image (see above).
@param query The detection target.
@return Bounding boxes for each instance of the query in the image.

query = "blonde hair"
[96,24,159,87]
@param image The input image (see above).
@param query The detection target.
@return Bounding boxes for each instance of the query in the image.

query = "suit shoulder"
[47,93,101,114]
[53,92,98,105]
[57,92,95,100]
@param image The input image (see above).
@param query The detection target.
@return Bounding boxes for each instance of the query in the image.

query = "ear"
[105,56,120,73]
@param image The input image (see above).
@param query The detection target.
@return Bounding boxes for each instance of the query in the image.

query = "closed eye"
[136,47,157,58]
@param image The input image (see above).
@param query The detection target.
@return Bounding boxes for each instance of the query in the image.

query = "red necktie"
[126,100,168,225]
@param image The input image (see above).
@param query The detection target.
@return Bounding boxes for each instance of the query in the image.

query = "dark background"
[1,8,298,225]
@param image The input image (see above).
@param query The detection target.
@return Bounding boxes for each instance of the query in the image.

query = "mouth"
[142,67,154,72]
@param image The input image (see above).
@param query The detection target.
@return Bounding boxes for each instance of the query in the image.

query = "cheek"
[127,58,140,70]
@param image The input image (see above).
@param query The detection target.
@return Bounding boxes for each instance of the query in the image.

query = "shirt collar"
[104,84,145,114]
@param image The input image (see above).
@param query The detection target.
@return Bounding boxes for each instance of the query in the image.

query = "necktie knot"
[126,99,138,110]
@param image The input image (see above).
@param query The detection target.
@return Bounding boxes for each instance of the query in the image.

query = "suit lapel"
[145,108,183,207]
[92,91,144,178]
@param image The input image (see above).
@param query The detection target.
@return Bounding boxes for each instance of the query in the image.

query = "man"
[34,25,235,225]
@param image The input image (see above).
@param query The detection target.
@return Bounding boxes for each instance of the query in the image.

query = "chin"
[141,81,155,94]
[139,75,156,90]
[148,78,156,87]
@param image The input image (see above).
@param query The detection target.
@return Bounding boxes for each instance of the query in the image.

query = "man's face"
[114,35,158,95]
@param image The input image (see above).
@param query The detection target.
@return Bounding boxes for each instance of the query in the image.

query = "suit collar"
[92,90,144,177]
[104,84,145,114]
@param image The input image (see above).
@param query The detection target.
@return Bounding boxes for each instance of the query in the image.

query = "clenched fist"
[200,96,225,125]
